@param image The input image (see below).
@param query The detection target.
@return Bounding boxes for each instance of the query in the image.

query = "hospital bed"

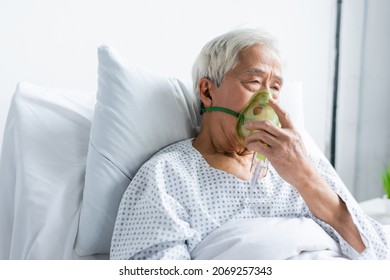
[0,45,389,259]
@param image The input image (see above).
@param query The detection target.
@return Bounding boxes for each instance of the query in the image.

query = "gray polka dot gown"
[110,139,389,260]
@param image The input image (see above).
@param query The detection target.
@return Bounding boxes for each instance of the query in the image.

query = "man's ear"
[198,77,214,108]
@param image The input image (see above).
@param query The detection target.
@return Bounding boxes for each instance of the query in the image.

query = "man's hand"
[244,97,316,189]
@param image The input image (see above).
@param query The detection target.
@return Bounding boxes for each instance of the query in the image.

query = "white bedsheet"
[191,217,348,260]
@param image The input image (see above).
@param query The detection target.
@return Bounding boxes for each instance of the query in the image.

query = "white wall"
[0,0,336,158]
[336,0,390,201]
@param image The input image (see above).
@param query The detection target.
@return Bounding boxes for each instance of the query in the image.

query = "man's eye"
[270,86,281,99]
[249,81,261,88]
[248,81,261,91]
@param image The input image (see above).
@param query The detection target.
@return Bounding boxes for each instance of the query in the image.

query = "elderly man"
[110,28,389,260]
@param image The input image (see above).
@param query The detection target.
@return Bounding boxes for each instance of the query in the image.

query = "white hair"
[192,28,280,95]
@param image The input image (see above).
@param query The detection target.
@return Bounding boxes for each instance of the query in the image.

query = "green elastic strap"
[202,107,244,122]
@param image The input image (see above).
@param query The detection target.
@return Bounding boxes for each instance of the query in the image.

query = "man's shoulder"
[147,138,196,166]
[133,138,198,185]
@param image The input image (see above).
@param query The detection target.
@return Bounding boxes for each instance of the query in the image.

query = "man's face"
[213,44,283,114]
[204,44,283,148]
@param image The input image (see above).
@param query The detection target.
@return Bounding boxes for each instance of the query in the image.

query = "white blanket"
[191,217,348,260]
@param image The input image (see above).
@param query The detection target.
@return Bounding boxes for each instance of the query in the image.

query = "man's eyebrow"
[244,68,284,84]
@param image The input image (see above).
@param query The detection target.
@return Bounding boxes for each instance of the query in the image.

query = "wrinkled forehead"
[234,44,283,80]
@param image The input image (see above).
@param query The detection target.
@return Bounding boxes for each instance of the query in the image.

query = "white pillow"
[75,46,201,255]
[0,82,96,259]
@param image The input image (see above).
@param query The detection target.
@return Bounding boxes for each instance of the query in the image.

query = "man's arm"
[245,98,365,253]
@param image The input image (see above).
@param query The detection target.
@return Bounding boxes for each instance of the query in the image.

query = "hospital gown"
[110,138,389,260]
